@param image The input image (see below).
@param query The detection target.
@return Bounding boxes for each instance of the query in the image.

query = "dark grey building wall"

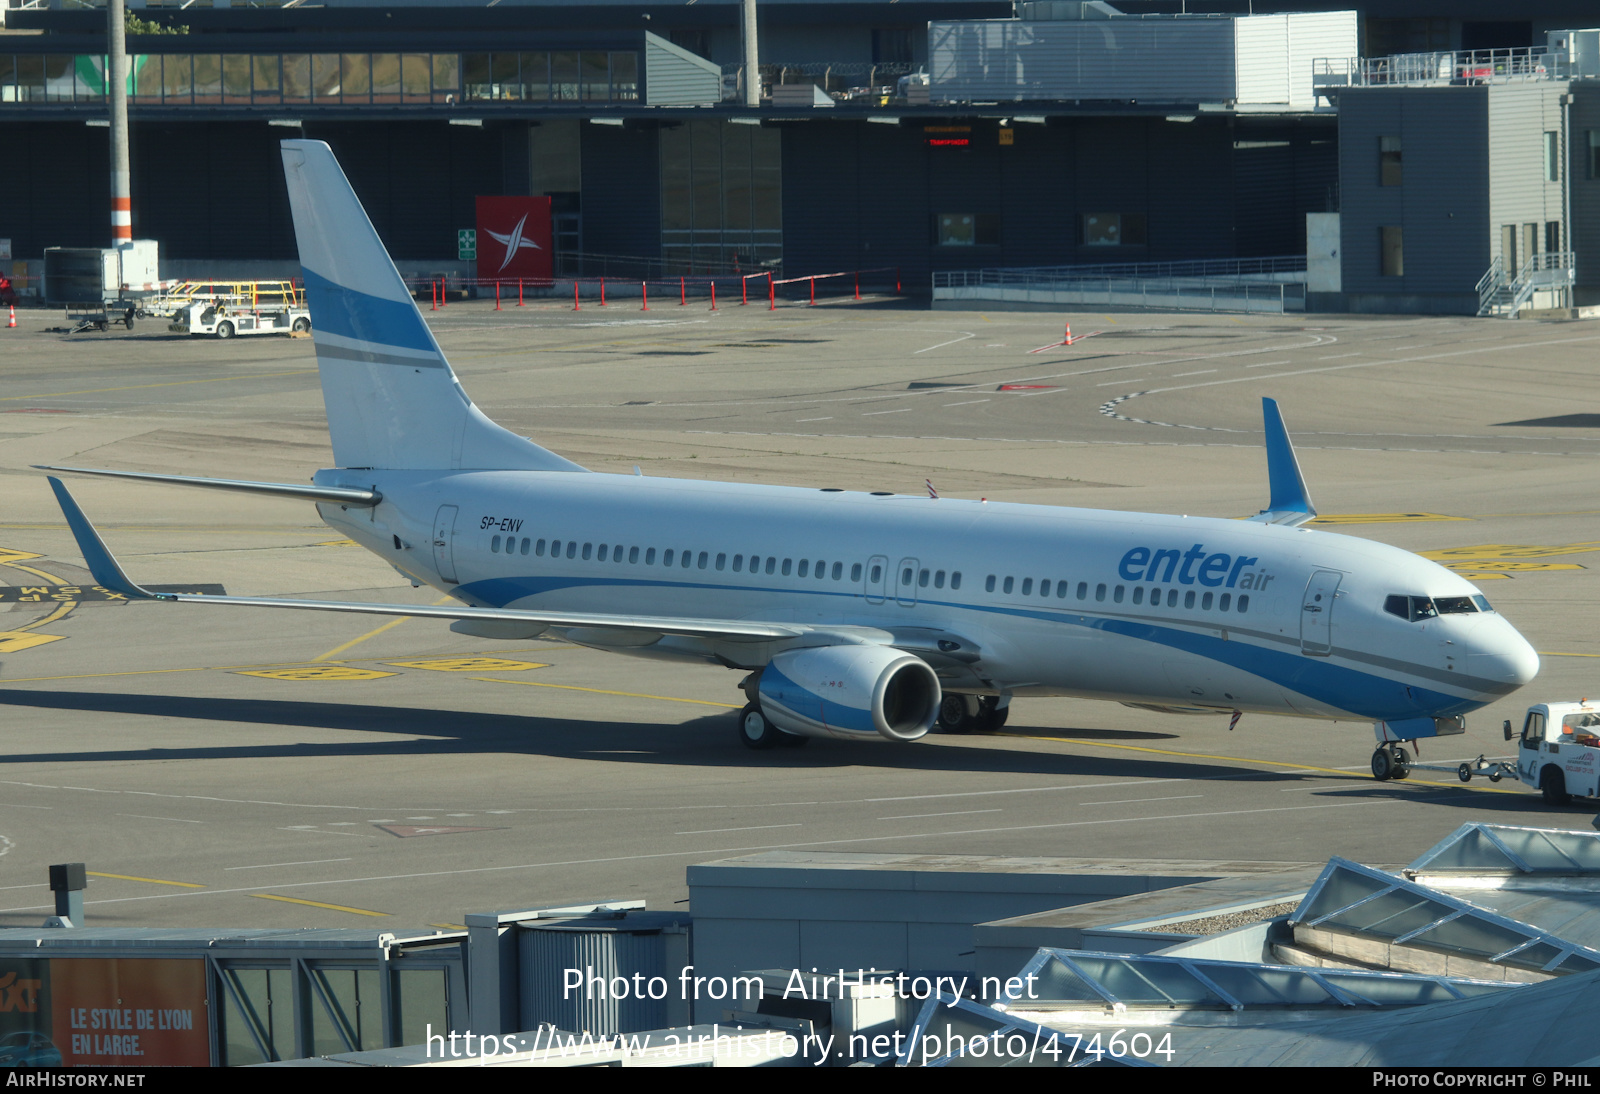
[1,122,112,259]
[579,122,661,259]
[1339,86,1490,307]
[1570,86,1600,301]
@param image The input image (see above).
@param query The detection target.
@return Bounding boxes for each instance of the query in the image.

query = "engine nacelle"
[759,645,941,742]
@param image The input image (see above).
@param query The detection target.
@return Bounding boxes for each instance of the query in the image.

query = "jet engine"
[759,645,941,742]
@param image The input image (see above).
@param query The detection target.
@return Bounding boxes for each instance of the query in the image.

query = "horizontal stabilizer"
[47,477,804,643]
[1249,397,1317,527]
[37,465,379,506]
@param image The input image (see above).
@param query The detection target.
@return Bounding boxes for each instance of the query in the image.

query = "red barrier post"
[431,279,437,311]
[680,276,686,306]
[710,281,717,311]
[855,271,860,300]
[641,281,649,311]
[809,277,816,307]
[518,279,524,307]
[495,280,502,311]
[600,278,606,307]
[768,274,775,311]
[741,277,748,306]
[574,281,580,311]
[896,267,902,294]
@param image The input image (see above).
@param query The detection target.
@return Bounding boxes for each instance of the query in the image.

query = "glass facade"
[660,120,781,271]
[0,50,638,105]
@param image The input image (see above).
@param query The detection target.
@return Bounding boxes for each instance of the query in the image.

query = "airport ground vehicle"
[1504,701,1600,804]
[174,301,310,339]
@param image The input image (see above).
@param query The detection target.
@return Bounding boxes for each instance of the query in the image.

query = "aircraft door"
[1299,570,1342,655]
[895,557,920,607]
[433,504,460,584]
[865,555,888,604]
[1519,710,1545,783]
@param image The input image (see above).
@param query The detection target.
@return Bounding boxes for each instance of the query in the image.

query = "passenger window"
[934,570,945,589]
[951,572,961,590]
[832,562,843,580]
[870,563,881,582]
[1113,585,1124,603]
[614,543,623,562]
[491,535,501,553]
[1132,587,1144,605]
[1095,583,1106,602]
[1039,580,1050,597]
[732,555,743,572]
[1238,594,1250,612]
[1021,578,1033,596]
[986,575,996,592]
[817,560,827,580]
[1077,582,1088,600]
[766,558,777,575]
[663,549,674,566]
[782,559,792,576]
[1220,593,1231,611]
[1184,590,1195,609]
[521,538,530,555]
[852,563,863,582]
[629,546,639,563]
[1167,589,1178,607]
[920,569,931,588]
[716,553,726,571]
[902,567,913,585]
[598,544,608,561]
[1056,581,1067,599]
[1201,591,1213,609]
[582,543,593,560]
[799,560,810,577]
[1003,576,1014,594]
[536,539,546,556]
[551,539,562,557]
[566,542,577,559]
[645,548,657,565]
[697,551,708,569]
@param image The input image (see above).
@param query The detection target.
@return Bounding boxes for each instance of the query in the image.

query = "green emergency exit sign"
[457,229,477,261]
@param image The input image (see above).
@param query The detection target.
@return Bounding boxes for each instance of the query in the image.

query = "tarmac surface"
[1,294,1598,931]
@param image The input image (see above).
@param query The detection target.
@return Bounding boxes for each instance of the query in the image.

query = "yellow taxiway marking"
[430,922,468,931]
[388,658,548,673]
[1446,572,1511,580]
[88,872,205,889]
[1310,513,1468,525]
[312,595,454,662]
[1444,561,1582,573]
[0,645,575,685]
[997,734,1521,794]
[0,631,68,654]
[0,549,43,564]
[0,369,318,404]
[253,894,389,917]
[237,666,397,682]
[1542,651,1600,657]
[1422,541,1600,561]
[314,539,359,548]
[475,677,741,709]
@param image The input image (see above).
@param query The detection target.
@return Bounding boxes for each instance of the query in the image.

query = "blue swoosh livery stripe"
[454,574,1476,722]
[302,267,437,355]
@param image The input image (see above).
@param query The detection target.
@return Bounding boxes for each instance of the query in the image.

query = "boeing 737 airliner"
[39,140,1539,782]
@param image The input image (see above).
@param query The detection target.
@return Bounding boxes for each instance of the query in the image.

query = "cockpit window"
[1471,594,1494,613]
[1384,594,1438,622]
[1434,596,1479,615]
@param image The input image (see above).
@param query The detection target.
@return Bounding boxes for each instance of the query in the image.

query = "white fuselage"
[314,468,1539,724]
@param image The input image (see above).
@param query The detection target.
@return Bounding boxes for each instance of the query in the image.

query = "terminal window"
[1380,226,1404,277]
[936,214,999,246]
[1588,131,1600,179]
[1379,136,1402,187]
[1081,213,1146,247]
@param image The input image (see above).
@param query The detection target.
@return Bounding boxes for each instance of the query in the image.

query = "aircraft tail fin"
[1251,397,1317,527]
[279,139,584,473]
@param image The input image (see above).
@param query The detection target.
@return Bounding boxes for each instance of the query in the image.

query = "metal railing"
[719,61,920,103]
[934,255,1306,289]
[1479,251,1575,318]
[1314,47,1568,89]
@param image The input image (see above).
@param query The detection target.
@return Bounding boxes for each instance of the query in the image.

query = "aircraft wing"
[1247,396,1318,528]
[45,476,805,643]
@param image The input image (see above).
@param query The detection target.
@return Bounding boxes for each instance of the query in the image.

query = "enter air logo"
[1118,545,1275,590]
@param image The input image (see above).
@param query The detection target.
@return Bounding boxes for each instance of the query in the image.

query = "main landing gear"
[737,703,808,751]
[936,695,1009,734]
[1370,744,1412,782]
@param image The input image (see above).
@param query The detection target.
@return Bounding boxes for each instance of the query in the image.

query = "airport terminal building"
[0,0,1596,306]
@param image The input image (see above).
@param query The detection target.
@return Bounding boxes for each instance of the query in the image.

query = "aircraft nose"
[1470,626,1539,691]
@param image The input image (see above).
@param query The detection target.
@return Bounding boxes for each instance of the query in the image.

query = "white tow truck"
[174,301,310,339]
[1502,701,1600,805]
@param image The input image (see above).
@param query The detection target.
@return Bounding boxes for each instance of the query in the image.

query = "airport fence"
[404,268,905,311]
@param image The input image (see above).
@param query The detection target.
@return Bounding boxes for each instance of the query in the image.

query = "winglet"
[46,477,162,600]
[1252,397,1317,527]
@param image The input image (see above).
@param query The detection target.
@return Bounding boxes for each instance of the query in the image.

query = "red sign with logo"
[476,196,553,282]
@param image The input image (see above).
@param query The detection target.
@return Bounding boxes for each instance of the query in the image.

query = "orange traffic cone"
[1062,322,1072,345]
[6,305,15,329]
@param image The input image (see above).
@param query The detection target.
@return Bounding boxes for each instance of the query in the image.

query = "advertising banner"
[0,956,209,1067]
[475,196,553,282]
